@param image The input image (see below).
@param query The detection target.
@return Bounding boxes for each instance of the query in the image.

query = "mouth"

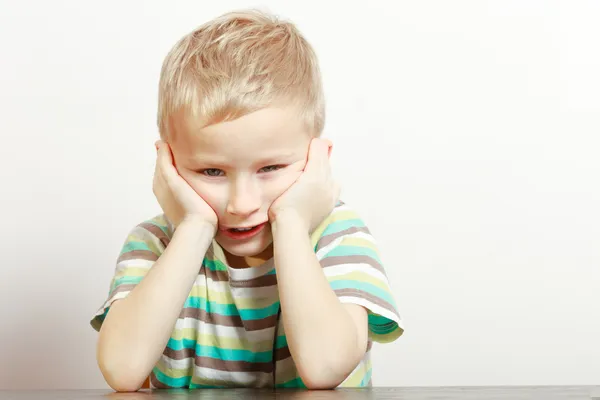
[219,222,268,240]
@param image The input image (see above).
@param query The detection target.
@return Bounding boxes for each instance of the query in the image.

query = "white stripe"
[316,236,344,259]
[322,263,389,282]
[94,291,129,317]
[316,231,376,259]
[194,366,272,386]
[155,359,273,388]
[192,278,278,298]
[173,318,276,339]
[338,296,403,329]
[116,258,155,269]
[332,203,352,213]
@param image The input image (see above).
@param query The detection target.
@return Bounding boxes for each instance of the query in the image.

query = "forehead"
[171,106,311,161]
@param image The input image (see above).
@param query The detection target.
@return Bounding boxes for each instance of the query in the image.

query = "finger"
[333,181,342,205]
[305,138,332,173]
[157,142,179,183]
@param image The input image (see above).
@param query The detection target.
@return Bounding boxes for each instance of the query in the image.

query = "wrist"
[176,217,217,241]
[271,210,309,236]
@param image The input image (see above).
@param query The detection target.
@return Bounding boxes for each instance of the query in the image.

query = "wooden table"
[0,386,599,399]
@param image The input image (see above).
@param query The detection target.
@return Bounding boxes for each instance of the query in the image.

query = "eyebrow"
[255,152,298,165]
[189,152,299,168]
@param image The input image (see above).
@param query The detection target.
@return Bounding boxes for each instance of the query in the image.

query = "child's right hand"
[152,140,218,232]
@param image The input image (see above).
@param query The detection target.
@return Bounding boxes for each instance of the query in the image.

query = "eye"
[259,165,284,173]
[200,168,225,177]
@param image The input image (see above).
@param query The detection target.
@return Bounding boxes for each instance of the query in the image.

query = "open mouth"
[220,222,267,240]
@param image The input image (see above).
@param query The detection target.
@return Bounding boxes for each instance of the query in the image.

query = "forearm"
[97,218,214,391]
[272,213,365,389]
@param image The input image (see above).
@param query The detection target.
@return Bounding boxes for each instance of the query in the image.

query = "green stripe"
[323,245,381,263]
[184,297,279,320]
[203,258,228,272]
[120,241,153,254]
[321,218,366,238]
[276,377,306,388]
[112,275,143,290]
[275,335,287,349]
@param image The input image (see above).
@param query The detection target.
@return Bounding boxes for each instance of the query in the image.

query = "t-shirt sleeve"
[311,203,404,343]
[90,217,170,332]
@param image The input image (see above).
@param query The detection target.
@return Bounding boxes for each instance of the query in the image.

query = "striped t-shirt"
[90,201,403,388]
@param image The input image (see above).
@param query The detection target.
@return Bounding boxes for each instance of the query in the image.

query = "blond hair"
[157,9,325,139]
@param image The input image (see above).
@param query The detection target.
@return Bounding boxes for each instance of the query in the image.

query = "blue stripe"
[165,338,273,363]
[203,258,228,272]
[277,377,306,388]
[360,367,373,387]
[120,241,152,254]
[112,276,143,288]
[321,218,365,237]
[324,245,381,263]
[189,382,226,389]
[152,367,190,388]
[329,280,395,305]
[275,335,287,349]
[184,297,279,320]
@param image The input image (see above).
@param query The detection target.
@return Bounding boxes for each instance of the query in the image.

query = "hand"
[152,140,218,231]
[269,138,341,233]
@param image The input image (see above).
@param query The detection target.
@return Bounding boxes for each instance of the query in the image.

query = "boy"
[90,9,403,392]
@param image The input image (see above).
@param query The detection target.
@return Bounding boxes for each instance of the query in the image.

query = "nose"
[226,179,261,217]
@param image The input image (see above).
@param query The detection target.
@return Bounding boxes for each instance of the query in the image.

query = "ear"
[322,138,333,158]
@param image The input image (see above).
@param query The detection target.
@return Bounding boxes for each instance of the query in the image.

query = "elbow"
[98,358,148,392]
[297,358,360,390]
[295,345,365,389]
[299,367,346,390]
[97,341,148,392]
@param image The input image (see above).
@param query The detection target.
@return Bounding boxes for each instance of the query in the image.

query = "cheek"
[263,170,302,201]
[188,179,228,214]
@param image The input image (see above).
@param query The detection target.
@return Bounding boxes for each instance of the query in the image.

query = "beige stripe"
[335,288,398,319]
[108,283,137,298]
[178,307,279,331]
[320,255,385,274]
[274,355,298,384]
[316,226,372,252]
[139,222,171,247]
[117,249,158,262]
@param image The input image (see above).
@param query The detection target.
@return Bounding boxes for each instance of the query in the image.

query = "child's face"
[170,105,312,263]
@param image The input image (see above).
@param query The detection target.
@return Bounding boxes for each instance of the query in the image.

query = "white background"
[1,0,598,390]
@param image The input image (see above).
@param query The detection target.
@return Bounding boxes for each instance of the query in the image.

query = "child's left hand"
[268,138,340,233]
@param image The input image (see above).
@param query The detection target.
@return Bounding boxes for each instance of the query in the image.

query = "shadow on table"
[105,388,378,400]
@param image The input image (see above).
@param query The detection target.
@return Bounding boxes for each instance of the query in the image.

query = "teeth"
[232,227,253,232]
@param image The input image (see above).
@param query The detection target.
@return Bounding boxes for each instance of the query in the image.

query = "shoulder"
[117,214,173,261]
[310,201,375,252]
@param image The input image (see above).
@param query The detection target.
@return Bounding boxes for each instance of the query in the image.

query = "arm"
[96,219,214,392]
[272,212,368,389]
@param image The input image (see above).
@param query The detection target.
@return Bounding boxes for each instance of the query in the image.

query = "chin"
[216,229,274,258]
